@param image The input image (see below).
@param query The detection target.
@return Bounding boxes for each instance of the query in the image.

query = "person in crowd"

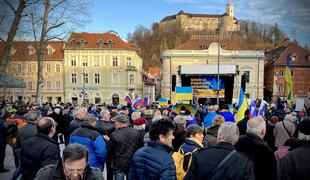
[274,114,296,149]
[235,116,277,180]
[69,106,87,134]
[133,117,148,148]
[237,109,250,135]
[278,117,310,179]
[70,114,107,170]
[13,110,41,179]
[62,108,74,145]
[184,109,198,128]
[219,104,235,122]
[270,101,287,122]
[103,114,140,180]
[143,107,153,131]
[172,115,186,151]
[274,137,299,165]
[264,116,278,151]
[21,117,60,180]
[152,110,163,122]
[96,109,115,137]
[0,112,9,173]
[129,118,176,180]
[203,115,225,147]
[48,106,65,143]
[203,105,218,129]
[179,125,204,172]
[35,143,104,180]
[184,122,254,180]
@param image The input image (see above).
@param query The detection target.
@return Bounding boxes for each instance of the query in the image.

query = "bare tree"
[0,0,30,74]
[28,0,90,104]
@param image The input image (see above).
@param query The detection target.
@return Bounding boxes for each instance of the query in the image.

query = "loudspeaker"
[241,74,246,91]
[172,75,176,92]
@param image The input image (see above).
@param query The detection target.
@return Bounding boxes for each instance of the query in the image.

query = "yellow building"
[159,3,240,32]
[161,35,265,104]
[0,41,65,103]
[64,32,143,104]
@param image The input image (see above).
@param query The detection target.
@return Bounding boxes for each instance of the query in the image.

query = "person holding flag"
[236,88,248,123]
[285,53,294,104]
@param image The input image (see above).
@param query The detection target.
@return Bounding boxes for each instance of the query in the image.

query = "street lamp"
[216,28,221,105]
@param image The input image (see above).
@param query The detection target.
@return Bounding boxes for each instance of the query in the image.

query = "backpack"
[172,147,198,180]
[4,117,27,147]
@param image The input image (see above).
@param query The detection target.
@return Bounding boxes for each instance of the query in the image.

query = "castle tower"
[226,2,234,17]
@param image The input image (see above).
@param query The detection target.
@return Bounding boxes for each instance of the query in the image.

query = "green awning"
[0,73,26,88]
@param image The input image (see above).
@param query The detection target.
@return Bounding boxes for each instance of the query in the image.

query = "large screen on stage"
[191,77,225,98]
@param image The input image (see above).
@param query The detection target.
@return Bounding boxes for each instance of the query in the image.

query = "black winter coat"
[68,118,83,134]
[21,133,60,180]
[278,142,310,180]
[108,126,140,172]
[95,120,115,137]
[128,141,176,180]
[184,142,254,180]
[235,133,277,180]
[16,121,37,148]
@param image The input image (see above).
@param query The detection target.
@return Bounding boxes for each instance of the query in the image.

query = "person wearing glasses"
[35,143,104,180]
[20,117,60,180]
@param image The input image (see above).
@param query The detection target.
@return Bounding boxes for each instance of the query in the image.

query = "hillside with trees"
[127,20,289,68]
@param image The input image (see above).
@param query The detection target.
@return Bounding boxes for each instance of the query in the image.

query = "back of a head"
[222,104,229,110]
[131,111,141,121]
[213,115,225,126]
[62,143,88,163]
[100,110,110,119]
[16,107,28,116]
[73,106,87,119]
[149,118,175,141]
[246,116,266,135]
[26,110,41,122]
[186,125,203,138]
[37,117,55,135]
[217,122,239,145]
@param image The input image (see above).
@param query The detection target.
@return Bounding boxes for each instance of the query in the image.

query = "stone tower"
[226,2,234,17]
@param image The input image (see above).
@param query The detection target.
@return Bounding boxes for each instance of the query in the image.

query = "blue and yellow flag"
[285,53,294,104]
[236,88,248,122]
[175,86,193,103]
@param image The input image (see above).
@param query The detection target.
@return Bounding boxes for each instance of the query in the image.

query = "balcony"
[126,66,137,71]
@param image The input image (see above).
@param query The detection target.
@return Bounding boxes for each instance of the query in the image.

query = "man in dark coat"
[0,115,9,173]
[184,122,254,180]
[278,117,310,180]
[237,109,250,135]
[235,116,277,180]
[68,106,87,135]
[129,118,176,180]
[20,117,60,180]
[103,114,140,180]
[96,109,115,136]
[35,144,104,180]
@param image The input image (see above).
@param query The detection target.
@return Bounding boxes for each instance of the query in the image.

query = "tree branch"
[3,0,17,14]
[46,22,65,34]
[48,0,66,13]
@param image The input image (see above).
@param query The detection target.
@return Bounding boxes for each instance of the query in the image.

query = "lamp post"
[216,28,221,105]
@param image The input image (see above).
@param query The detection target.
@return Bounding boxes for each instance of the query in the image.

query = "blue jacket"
[128,141,176,180]
[203,112,218,128]
[70,123,107,169]
[219,111,235,122]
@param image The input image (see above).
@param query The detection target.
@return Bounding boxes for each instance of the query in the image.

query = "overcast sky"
[83,0,310,47]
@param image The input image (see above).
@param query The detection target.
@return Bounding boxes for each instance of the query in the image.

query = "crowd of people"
[0,98,309,180]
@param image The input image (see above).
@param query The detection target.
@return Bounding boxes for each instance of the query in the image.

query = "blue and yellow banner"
[285,53,294,104]
[175,86,193,103]
[158,98,168,106]
[173,104,197,115]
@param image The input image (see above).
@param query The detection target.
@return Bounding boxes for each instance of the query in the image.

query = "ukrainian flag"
[175,86,193,103]
[285,53,294,104]
[236,88,248,122]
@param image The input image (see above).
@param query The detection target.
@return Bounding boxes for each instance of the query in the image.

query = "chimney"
[283,38,290,47]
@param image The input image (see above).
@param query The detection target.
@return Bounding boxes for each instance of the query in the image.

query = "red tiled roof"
[265,43,310,66]
[175,38,250,50]
[146,67,162,76]
[65,32,136,50]
[0,41,64,61]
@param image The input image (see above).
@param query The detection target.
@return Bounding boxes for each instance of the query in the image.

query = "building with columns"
[160,35,265,104]
[0,41,64,103]
[63,32,143,105]
[159,2,240,32]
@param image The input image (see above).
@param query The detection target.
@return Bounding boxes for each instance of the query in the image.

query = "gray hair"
[26,110,41,122]
[100,110,110,118]
[298,132,310,141]
[218,122,239,145]
[133,124,146,131]
[246,117,266,135]
[73,106,87,118]
[62,144,88,162]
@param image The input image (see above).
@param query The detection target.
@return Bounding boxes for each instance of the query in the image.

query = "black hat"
[299,117,310,135]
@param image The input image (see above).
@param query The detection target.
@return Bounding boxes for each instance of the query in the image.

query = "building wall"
[64,49,143,104]
[1,59,64,103]
[161,47,265,104]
